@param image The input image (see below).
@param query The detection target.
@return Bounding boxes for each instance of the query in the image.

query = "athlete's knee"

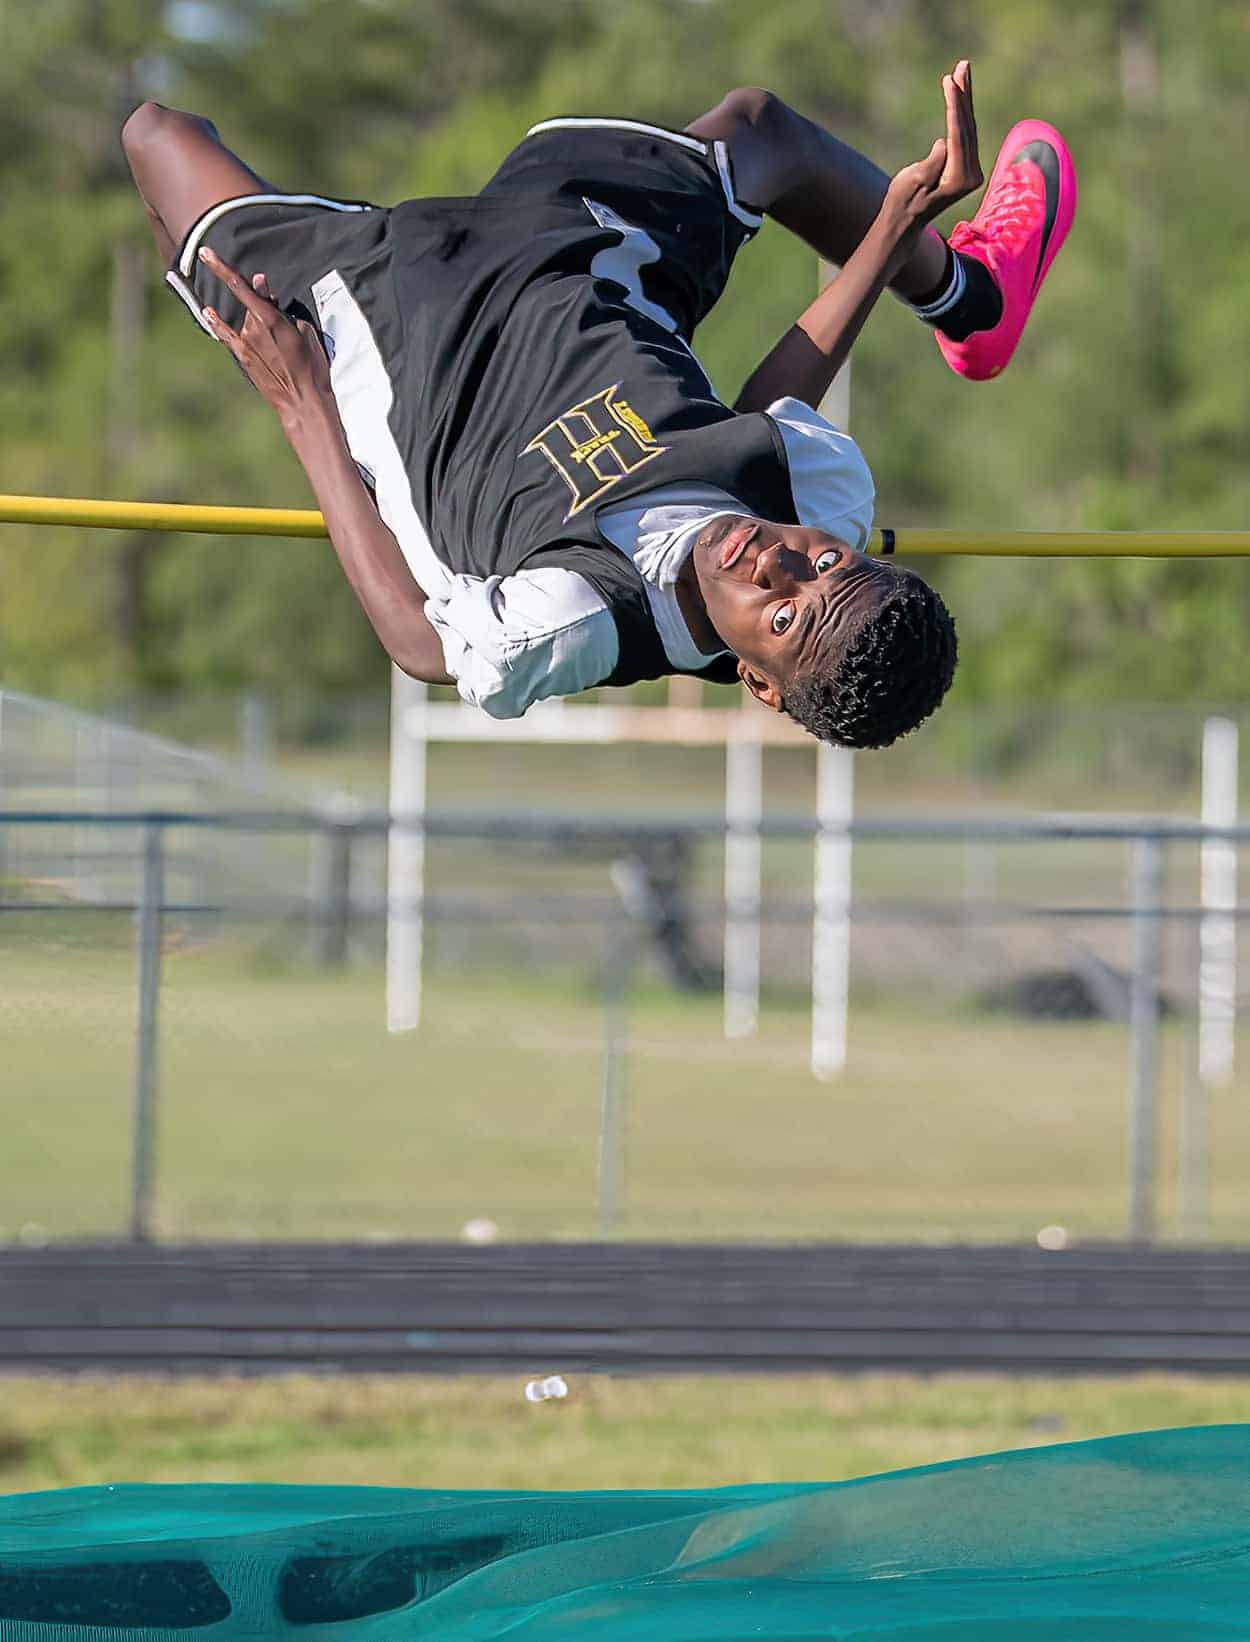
[691,88,796,205]
[121,101,217,158]
[121,101,172,155]
[716,87,787,133]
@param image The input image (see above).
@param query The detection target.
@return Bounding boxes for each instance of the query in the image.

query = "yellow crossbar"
[0,493,327,538]
[2,494,1250,557]
[873,528,1250,559]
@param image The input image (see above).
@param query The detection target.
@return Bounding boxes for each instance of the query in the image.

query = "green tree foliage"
[1,0,1248,707]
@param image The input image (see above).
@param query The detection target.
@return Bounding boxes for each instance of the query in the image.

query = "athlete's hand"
[198,247,336,435]
[884,59,982,230]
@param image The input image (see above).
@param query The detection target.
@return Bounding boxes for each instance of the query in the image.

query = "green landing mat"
[2,1426,1248,1639]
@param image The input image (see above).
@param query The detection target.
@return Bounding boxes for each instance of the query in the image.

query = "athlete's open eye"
[771,603,796,635]
[815,549,842,573]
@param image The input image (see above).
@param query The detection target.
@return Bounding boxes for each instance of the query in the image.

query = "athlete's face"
[691,515,895,709]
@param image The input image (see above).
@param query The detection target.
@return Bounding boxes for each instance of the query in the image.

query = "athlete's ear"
[738,659,783,712]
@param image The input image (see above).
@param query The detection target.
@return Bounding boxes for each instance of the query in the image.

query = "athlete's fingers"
[206,309,265,381]
[942,76,965,176]
[954,61,978,169]
[957,58,974,117]
[943,70,957,130]
[895,138,946,202]
[198,246,278,326]
[919,137,947,186]
[942,63,979,190]
[202,305,244,354]
[242,275,278,347]
[943,70,970,162]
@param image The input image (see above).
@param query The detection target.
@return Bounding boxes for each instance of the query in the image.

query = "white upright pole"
[386,668,427,1034]
[818,296,853,435]
[723,710,762,1038]
[811,743,854,1079]
[811,264,855,1080]
[1199,716,1238,1087]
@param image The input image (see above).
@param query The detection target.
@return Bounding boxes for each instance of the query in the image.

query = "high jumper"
[122,63,1075,748]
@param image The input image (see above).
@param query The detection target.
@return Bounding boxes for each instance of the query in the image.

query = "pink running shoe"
[937,118,1077,381]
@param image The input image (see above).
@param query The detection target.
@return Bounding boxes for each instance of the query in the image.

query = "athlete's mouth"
[719,522,759,572]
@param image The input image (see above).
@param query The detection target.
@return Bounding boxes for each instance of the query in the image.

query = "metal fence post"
[1181,923,1208,1242]
[130,820,165,1244]
[723,713,762,1038]
[597,921,632,1235]
[0,689,7,898]
[316,819,354,967]
[1129,834,1164,1244]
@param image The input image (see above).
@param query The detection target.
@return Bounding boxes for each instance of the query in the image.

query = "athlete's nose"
[751,542,807,591]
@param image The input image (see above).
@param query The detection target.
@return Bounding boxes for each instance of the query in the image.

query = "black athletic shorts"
[166,117,763,347]
[166,120,764,600]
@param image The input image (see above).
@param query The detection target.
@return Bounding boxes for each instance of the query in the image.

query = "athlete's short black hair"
[782,565,957,750]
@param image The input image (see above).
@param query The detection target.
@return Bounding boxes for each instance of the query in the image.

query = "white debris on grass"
[524,1375,569,1403]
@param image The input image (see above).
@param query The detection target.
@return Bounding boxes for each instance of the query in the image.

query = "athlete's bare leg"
[121,102,273,265]
[124,92,940,298]
[687,88,949,301]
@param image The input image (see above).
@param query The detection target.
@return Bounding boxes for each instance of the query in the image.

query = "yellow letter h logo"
[523,384,667,518]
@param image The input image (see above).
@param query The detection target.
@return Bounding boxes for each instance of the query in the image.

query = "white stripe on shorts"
[524,118,763,232]
[712,141,764,230]
[526,116,708,153]
[309,268,454,603]
[164,191,372,332]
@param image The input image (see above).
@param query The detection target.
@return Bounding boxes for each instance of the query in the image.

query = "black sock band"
[907,250,1003,342]
[907,247,963,318]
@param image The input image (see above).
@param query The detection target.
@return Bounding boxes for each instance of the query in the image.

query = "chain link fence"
[3,794,1247,1248]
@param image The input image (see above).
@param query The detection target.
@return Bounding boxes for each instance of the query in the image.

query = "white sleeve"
[424,567,620,720]
[766,396,876,550]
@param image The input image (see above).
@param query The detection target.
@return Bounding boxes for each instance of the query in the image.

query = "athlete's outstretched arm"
[197,250,452,684]
[734,64,981,414]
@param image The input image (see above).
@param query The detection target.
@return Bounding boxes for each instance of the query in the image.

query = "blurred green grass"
[3,1372,1250,1495]
[2,922,1246,1245]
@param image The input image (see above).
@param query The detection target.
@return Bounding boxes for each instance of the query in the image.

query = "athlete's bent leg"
[121,102,272,265]
[687,87,948,302]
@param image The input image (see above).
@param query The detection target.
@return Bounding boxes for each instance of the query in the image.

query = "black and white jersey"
[169,120,875,710]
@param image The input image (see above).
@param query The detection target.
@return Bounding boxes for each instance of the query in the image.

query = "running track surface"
[6,1242,1250,1373]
